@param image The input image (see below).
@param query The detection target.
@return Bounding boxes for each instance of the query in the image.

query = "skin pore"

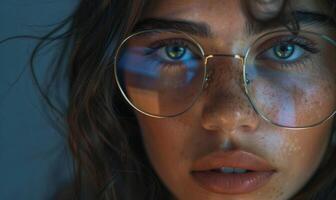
[133,0,335,200]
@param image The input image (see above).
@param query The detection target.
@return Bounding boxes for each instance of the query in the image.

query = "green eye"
[165,45,186,60]
[273,43,295,59]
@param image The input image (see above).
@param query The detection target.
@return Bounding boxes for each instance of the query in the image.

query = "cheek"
[249,123,333,200]
[137,116,191,180]
[271,122,332,195]
[282,128,330,174]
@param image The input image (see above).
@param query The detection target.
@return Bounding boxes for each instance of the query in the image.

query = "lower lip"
[191,170,275,194]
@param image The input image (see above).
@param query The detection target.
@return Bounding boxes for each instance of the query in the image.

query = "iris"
[273,43,295,59]
[165,45,186,60]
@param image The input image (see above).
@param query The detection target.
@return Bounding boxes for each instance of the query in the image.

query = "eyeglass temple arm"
[322,35,336,46]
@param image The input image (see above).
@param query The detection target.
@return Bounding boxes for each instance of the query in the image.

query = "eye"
[264,42,305,62]
[155,43,195,62]
[145,38,203,64]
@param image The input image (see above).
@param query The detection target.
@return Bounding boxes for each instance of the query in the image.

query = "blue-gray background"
[0,1,77,199]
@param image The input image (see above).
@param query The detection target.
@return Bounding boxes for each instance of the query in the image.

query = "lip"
[191,150,276,194]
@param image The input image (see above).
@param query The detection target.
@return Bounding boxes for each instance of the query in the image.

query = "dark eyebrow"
[133,18,212,37]
[134,11,335,38]
[246,10,336,35]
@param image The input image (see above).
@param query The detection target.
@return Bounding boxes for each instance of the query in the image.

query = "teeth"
[220,167,234,173]
[219,167,248,174]
[234,168,248,174]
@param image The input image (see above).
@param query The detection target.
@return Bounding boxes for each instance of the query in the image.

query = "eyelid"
[148,38,190,49]
[148,38,203,58]
[255,35,318,58]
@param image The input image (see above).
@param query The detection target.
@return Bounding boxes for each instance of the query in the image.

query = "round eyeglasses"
[114,29,336,129]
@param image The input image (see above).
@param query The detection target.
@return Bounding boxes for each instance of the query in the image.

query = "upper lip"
[191,150,276,172]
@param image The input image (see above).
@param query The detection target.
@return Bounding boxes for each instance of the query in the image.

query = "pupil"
[166,45,186,60]
[274,43,295,59]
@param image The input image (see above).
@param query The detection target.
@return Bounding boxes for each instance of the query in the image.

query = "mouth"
[191,150,277,194]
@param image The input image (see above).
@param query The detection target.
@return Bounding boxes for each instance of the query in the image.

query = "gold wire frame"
[113,29,336,129]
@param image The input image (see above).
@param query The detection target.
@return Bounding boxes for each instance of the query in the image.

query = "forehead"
[143,0,241,18]
[141,0,248,45]
[142,0,329,23]
[142,0,245,31]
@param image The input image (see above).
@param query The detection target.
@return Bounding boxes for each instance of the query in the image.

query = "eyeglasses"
[114,29,336,129]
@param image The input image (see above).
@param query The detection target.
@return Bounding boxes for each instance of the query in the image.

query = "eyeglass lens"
[244,31,336,128]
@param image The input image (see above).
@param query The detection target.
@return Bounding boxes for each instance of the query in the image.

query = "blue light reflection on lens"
[246,64,296,126]
[118,47,160,78]
[118,47,200,85]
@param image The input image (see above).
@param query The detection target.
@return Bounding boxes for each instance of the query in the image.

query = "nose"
[201,56,260,133]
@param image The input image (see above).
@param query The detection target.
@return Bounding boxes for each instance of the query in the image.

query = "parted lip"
[191,150,276,172]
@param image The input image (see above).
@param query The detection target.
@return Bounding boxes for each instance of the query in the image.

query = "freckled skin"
[135,0,335,200]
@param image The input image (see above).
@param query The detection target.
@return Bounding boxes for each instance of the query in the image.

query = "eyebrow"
[246,11,335,35]
[133,18,212,37]
[134,11,335,37]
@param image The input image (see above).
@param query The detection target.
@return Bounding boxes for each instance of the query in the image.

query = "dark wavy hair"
[20,0,336,199]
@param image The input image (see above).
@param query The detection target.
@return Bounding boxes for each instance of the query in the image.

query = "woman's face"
[134,0,335,200]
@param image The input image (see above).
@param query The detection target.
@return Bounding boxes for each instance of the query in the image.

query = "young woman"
[39,0,336,199]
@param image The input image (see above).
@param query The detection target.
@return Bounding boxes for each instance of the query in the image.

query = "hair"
[22,0,336,199]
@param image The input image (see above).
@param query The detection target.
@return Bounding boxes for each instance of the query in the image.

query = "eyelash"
[257,36,320,70]
[259,36,319,55]
[142,39,192,75]
[147,38,192,54]
[285,37,318,53]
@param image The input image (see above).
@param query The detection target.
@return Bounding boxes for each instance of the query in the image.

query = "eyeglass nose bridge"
[204,54,245,87]
[205,54,244,63]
